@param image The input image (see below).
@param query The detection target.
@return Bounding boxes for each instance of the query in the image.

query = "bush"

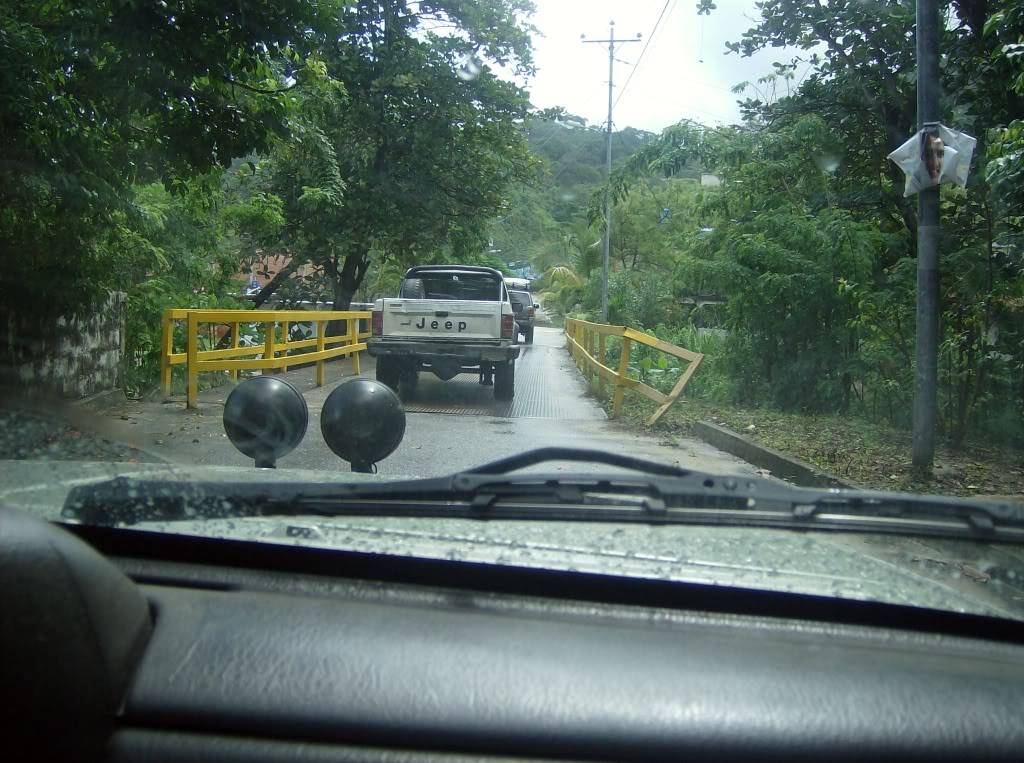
[123,278,249,396]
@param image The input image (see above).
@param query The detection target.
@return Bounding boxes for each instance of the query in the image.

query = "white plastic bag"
[938,124,977,187]
[887,124,976,197]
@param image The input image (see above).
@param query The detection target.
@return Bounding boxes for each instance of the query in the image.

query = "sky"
[522,0,800,133]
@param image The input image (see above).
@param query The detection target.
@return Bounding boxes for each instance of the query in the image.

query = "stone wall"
[2,292,126,399]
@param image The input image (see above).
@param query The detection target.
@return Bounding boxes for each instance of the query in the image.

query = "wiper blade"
[61,448,707,525]
[463,446,693,477]
[61,448,1024,542]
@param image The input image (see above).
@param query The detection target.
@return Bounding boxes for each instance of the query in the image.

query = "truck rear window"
[402,273,501,301]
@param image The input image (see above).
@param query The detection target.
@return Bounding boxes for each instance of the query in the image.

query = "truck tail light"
[372,310,383,336]
[527,307,535,318]
[501,313,514,339]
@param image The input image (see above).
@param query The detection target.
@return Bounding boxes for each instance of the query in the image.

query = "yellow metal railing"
[160,309,371,409]
[564,318,703,425]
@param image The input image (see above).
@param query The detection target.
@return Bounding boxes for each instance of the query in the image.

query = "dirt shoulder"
[615,397,1024,499]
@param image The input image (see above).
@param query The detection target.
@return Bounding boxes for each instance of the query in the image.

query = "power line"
[697,4,705,63]
[613,0,675,111]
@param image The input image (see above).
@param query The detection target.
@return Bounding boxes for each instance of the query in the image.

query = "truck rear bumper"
[367,340,520,363]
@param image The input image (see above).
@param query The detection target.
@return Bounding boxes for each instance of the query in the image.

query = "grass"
[598,388,1024,499]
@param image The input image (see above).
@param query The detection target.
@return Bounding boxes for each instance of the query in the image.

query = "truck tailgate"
[380,299,501,340]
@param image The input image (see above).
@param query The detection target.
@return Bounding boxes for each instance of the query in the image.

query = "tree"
[265,0,538,310]
[0,0,341,319]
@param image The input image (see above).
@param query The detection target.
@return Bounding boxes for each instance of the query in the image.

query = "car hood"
[3,459,1024,622]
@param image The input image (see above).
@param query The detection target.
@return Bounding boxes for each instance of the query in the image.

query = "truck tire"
[494,360,514,401]
[375,356,400,393]
[525,326,534,344]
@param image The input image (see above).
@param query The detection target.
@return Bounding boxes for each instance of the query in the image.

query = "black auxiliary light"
[223,377,308,468]
[223,376,406,473]
[321,378,406,473]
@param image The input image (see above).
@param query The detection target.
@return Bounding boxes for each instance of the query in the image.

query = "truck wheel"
[525,326,534,344]
[375,357,400,393]
[494,361,514,401]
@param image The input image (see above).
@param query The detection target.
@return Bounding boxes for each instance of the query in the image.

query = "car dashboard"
[3,505,1024,762]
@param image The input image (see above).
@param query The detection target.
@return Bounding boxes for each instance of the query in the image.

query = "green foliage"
[113,170,267,394]
[2,0,545,392]
[491,118,657,279]
[124,278,248,396]
[590,3,1024,449]
[0,0,342,319]
[601,270,678,330]
[688,207,877,411]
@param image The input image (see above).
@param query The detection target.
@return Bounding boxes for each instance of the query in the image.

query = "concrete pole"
[912,0,940,474]
[582,22,639,323]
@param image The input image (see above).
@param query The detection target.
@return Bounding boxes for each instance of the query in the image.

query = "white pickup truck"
[367,265,520,401]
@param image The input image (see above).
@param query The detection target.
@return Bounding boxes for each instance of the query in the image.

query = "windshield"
[2,0,1023,622]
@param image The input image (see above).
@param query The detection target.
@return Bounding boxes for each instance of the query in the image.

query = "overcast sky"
[522,0,798,133]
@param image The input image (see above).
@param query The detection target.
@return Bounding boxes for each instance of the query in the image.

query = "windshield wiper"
[61,447,1024,543]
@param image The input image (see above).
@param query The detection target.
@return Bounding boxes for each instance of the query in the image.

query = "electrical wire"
[613,0,676,110]
[697,7,705,63]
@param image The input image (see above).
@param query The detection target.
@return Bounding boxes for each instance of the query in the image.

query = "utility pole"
[913,0,940,475]
[582,21,640,322]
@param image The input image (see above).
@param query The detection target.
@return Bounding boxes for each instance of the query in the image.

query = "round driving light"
[223,377,308,468]
[320,378,406,472]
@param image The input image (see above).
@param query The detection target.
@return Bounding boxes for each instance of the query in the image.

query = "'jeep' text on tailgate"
[416,318,468,332]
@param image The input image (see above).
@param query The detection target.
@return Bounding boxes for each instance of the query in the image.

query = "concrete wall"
[2,292,126,399]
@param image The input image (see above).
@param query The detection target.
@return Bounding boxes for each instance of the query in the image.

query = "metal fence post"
[612,336,631,417]
[348,317,361,375]
[229,321,239,382]
[160,309,174,400]
[316,320,326,386]
[281,321,290,372]
[587,325,596,385]
[263,321,275,375]
[186,312,199,409]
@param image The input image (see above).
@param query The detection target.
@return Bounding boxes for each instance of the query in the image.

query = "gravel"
[0,408,157,462]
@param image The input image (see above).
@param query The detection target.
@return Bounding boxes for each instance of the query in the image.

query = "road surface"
[90,327,758,478]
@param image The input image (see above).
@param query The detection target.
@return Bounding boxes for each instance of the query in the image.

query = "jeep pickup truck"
[367,265,520,400]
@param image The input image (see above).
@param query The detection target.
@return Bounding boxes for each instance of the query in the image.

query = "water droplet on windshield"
[815,154,841,173]
[457,56,482,81]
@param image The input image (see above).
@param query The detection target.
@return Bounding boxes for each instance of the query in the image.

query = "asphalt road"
[85,327,758,479]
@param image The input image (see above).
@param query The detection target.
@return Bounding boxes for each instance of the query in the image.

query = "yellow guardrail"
[565,318,703,425]
[160,309,371,409]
